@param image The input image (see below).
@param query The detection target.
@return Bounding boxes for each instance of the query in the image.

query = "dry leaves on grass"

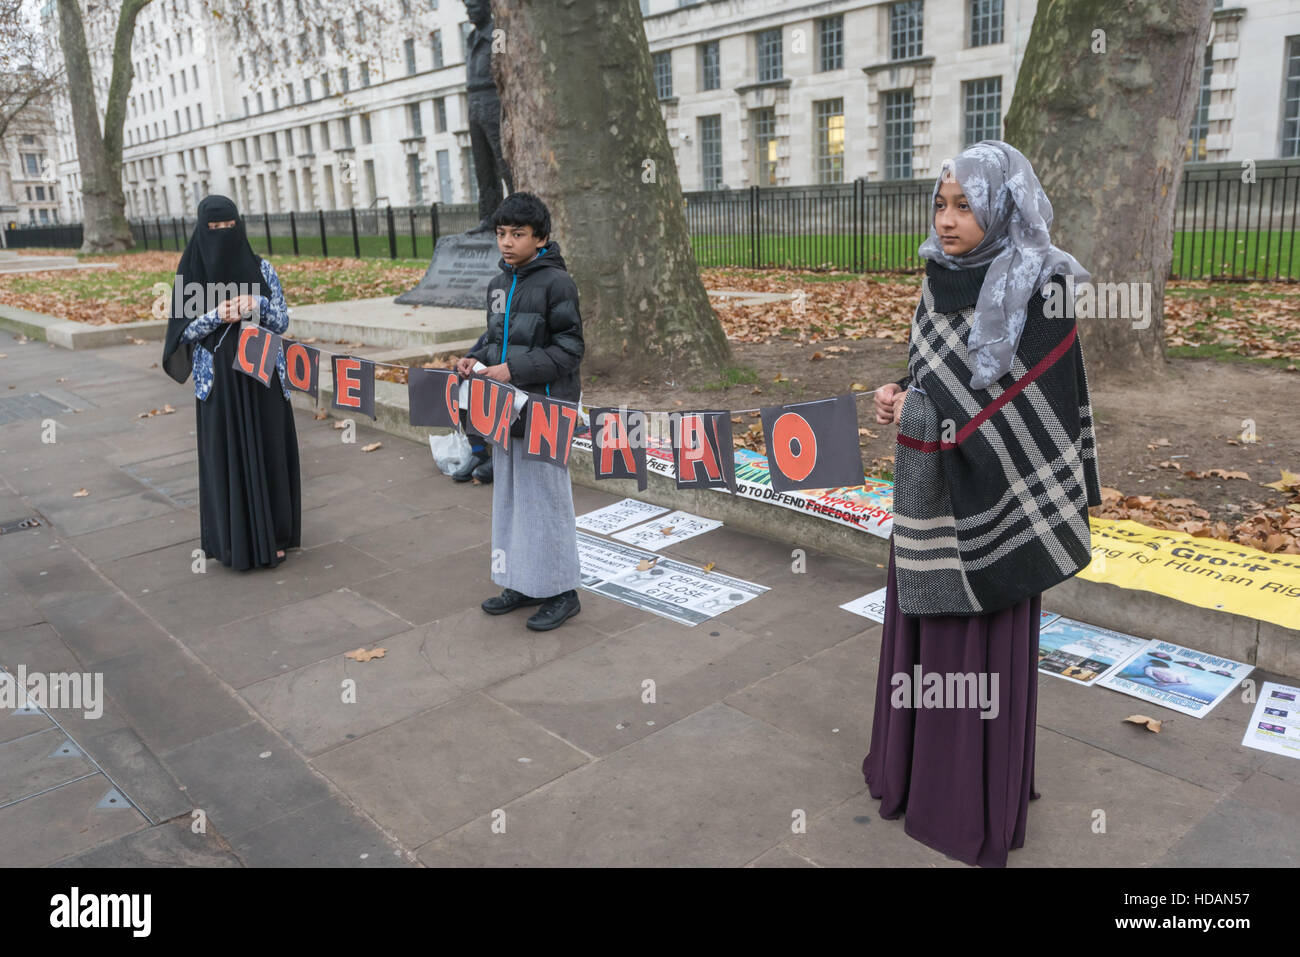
[1165,282,1300,363]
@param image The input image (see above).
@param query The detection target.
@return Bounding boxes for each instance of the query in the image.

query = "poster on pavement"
[575,498,669,535]
[1240,682,1300,760]
[1036,618,1150,686]
[611,510,722,550]
[1096,639,1253,718]
[840,587,889,624]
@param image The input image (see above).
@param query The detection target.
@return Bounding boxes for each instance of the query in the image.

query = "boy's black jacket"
[465,240,584,406]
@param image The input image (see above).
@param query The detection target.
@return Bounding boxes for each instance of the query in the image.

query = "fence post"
[408,207,417,258]
[318,209,328,257]
[386,205,396,259]
[155,218,162,249]
[142,219,149,250]
[290,210,299,255]
[263,212,273,256]
[350,207,360,257]
[749,186,758,270]
[853,178,863,274]
[172,217,181,249]
[430,202,439,247]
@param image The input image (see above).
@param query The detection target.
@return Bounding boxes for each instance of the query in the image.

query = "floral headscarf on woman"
[917,140,1090,390]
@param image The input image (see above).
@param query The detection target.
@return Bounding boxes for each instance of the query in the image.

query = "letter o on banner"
[772,412,817,482]
[285,342,312,390]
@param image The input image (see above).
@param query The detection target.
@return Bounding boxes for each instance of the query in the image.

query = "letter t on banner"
[331,355,376,420]
[670,410,737,493]
[591,407,648,491]
[523,395,581,468]
[759,395,865,492]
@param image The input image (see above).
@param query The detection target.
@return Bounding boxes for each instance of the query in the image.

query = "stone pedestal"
[394,232,499,309]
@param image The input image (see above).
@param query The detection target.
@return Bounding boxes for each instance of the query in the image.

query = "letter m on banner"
[523,395,581,468]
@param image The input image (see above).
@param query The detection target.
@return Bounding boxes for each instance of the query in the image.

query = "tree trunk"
[1004,0,1212,380]
[56,0,147,253]
[491,0,731,380]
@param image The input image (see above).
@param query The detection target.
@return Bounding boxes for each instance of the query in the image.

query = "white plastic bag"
[429,430,473,476]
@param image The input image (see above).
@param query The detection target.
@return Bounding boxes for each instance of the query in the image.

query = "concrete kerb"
[293,367,1300,677]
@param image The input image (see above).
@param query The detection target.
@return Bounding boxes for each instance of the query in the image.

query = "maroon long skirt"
[862,539,1042,867]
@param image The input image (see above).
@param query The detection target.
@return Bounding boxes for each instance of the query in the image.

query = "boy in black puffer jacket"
[456,192,584,631]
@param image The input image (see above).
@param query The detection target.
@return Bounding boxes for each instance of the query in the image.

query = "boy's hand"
[874,383,901,424]
[455,356,478,377]
[482,363,512,383]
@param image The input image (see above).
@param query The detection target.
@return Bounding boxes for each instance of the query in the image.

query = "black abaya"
[195,321,302,571]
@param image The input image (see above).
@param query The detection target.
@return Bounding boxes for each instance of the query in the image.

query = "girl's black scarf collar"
[924,258,990,314]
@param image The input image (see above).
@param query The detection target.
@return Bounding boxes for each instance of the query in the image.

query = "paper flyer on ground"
[570,435,895,539]
[1040,611,1061,628]
[575,498,669,535]
[575,532,768,627]
[840,586,889,624]
[1240,682,1300,760]
[1036,618,1150,686]
[611,510,722,550]
[1096,639,1253,718]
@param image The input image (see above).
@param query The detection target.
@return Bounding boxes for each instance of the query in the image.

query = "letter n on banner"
[759,395,865,493]
[282,340,320,399]
[670,410,736,493]
[407,368,460,428]
[331,355,376,420]
[464,375,518,449]
[232,324,281,387]
[591,407,648,490]
[523,395,581,468]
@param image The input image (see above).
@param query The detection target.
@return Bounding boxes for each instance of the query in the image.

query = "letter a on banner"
[331,355,376,420]
[670,410,737,493]
[760,395,865,493]
[591,407,648,491]
[523,395,581,468]
[407,368,460,428]
[465,375,519,449]
[232,324,281,387]
[282,339,320,399]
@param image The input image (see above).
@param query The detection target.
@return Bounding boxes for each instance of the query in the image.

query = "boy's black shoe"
[452,449,490,483]
[525,590,581,631]
[471,457,493,484]
[481,588,545,615]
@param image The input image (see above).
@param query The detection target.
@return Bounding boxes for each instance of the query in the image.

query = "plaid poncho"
[892,259,1102,616]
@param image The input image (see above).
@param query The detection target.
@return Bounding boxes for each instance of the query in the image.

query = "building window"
[963,76,1001,147]
[361,113,373,144]
[883,89,914,179]
[408,102,423,137]
[285,129,294,156]
[1285,38,1300,157]
[699,41,720,91]
[752,107,777,186]
[256,92,264,113]
[653,51,672,99]
[814,98,845,184]
[970,0,1003,47]
[272,89,279,109]
[434,96,447,133]
[22,153,40,176]
[342,116,353,147]
[890,1,923,60]
[818,15,843,72]
[405,38,417,74]
[408,153,424,203]
[1187,45,1214,162]
[360,62,370,87]
[341,67,349,92]
[304,78,313,100]
[320,120,331,150]
[365,159,377,205]
[303,125,313,153]
[321,72,330,96]
[757,28,782,82]
[356,10,365,42]
[431,30,444,69]
[699,114,722,189]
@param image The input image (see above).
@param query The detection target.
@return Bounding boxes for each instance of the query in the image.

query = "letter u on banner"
[465,375,518,448]
[331,355,376,420]
[591,407,648,491]
[283,340,320,399]
[759,394,864,492]
[407,368,459,428]
[523,395,581,468]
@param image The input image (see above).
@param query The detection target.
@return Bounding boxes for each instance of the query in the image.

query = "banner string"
[281,335,893,419]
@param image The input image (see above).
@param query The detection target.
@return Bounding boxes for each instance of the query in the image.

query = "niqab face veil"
[161,194,265,384]
[917,140,1090,390]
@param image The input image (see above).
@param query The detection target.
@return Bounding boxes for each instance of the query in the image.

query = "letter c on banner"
[236,325,259,375]
[772,412,817,482]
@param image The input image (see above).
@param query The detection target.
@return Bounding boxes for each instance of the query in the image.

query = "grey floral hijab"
[917,140,1090,390]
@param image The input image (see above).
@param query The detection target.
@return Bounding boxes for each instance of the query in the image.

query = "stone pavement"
[1,333,1297,868]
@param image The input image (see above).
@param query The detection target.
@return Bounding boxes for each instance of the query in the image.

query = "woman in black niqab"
[163,194,301,571]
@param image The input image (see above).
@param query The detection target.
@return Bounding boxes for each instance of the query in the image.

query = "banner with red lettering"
[407,368,460,429]
[331,355,376,420]
[463,374,522,448]
[590,407,648,491]
[523,395,582,467]
[282,339,320,400]
[759,395,864,493]
[669,410,737,493]
[232,323,281,388]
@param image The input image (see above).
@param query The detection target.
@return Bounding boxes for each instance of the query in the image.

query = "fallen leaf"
[702,561,715,573]
[332,420,347,430]
[636,557,659,571]
[659,526,675,536]
[1123,714,1163,733]
[313,410,327,420]
[361,442,382,452]
[73,488,89,497]
[343,646,386,662]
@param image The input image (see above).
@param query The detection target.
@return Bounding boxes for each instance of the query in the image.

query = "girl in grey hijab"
[917,139,1090,390]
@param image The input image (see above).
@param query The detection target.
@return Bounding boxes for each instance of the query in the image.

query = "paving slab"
[51,816,243,867]
[0,773,148,867]
[225,796,413,868]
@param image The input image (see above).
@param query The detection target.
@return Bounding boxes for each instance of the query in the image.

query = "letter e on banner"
[331,355,376,420]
